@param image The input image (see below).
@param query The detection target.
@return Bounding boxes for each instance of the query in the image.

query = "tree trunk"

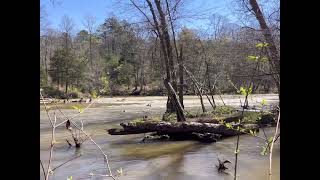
[89,33,93,68]
[108,121,259,136]
[165,0,184,109]
[145,0,174,113]
[178,45,184,108]
[164,78,186,121]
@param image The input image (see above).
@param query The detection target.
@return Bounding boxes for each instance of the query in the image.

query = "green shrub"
[67,92,79,98]
[162,112,177,122]
[241,111,275,124]
[67,87,82,98]
[42,86,66,99]
[212,106,236,115]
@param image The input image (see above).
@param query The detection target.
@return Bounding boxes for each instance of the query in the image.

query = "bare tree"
[83,15,97,68]
[59,15,75,50]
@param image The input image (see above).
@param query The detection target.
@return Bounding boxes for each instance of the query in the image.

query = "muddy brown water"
[40,94,279,180]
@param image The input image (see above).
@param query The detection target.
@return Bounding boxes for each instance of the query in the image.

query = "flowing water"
[40,94,279,180]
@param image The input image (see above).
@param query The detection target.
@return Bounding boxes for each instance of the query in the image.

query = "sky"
[40,0,238,32]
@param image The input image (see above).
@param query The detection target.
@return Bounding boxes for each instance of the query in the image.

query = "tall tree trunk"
[165,0,184,108]
[154,0,179,113]
[145,0,174,113]
[43,37,49,78]
[65,66,69,94]
[164,78,186,121]
[89,33,93,68]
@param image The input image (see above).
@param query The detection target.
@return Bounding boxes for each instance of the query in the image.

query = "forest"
[40,0,279,99]
[40,0,280,180]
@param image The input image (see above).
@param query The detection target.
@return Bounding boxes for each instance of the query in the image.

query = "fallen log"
[107,121,258,137]
[168,132,222,143]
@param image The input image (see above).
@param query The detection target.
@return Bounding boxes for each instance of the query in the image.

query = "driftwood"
[108,121,258,137]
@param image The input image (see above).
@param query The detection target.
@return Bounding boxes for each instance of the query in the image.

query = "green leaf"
[255,43,264,48]
[247,55,259,62]
[260,146,267,155]
[249,130,254,135]
[239,87,246,96]
[248,84,253,95]
[260,57,269,63]
[67,176,73,180]
[225,123,232,129]
[268,137,274,143]
[261,99,267,106]
[71,106,84,113]
[255,43,269,48]
[234,149,240,154]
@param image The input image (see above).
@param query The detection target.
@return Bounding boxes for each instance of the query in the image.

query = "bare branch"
[40,159,46,179]
[269,109,280,180]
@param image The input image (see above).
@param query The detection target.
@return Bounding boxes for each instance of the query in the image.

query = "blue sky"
[41,0,237,32]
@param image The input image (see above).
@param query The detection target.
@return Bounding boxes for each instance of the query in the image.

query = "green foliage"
[260,56,269,63]
[71,105,84,113]
[247,55,259,61]
[162,112,177,122]
[212,106,235,115]
[49,49,85,91]
[42,86,66,98]
[67,92,79,98]
[185,112,197,118]
[66,87,82,98]
[234,149,240,154]
[260,146,268,155]
[185,111,212,118]
[104,55,133,87]
[67,176,73,180]
[249,129,257,136]
[99,76,109,94]
[40,65,47,88]
[255,43,269,48]
[90,90,97,99]
[238,84,252,96]
[225,123,233,129]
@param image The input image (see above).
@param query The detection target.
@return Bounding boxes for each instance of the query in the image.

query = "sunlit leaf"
[249,130,254,135]
[247,55,259,61]
[234,149,240,154]
[260,57,269,63]
[239,87,246,96]
[261,146,267,155]
[256,43,269,48]
[72,105,84,113]
[225,123,232,129]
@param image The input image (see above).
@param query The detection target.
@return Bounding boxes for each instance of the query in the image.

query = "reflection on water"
[40,95,279,180]
[40,127,279,180]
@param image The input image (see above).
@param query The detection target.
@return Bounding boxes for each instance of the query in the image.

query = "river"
[40,94,279,180]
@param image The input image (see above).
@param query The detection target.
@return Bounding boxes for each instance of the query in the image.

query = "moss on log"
[108,121,258,136]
